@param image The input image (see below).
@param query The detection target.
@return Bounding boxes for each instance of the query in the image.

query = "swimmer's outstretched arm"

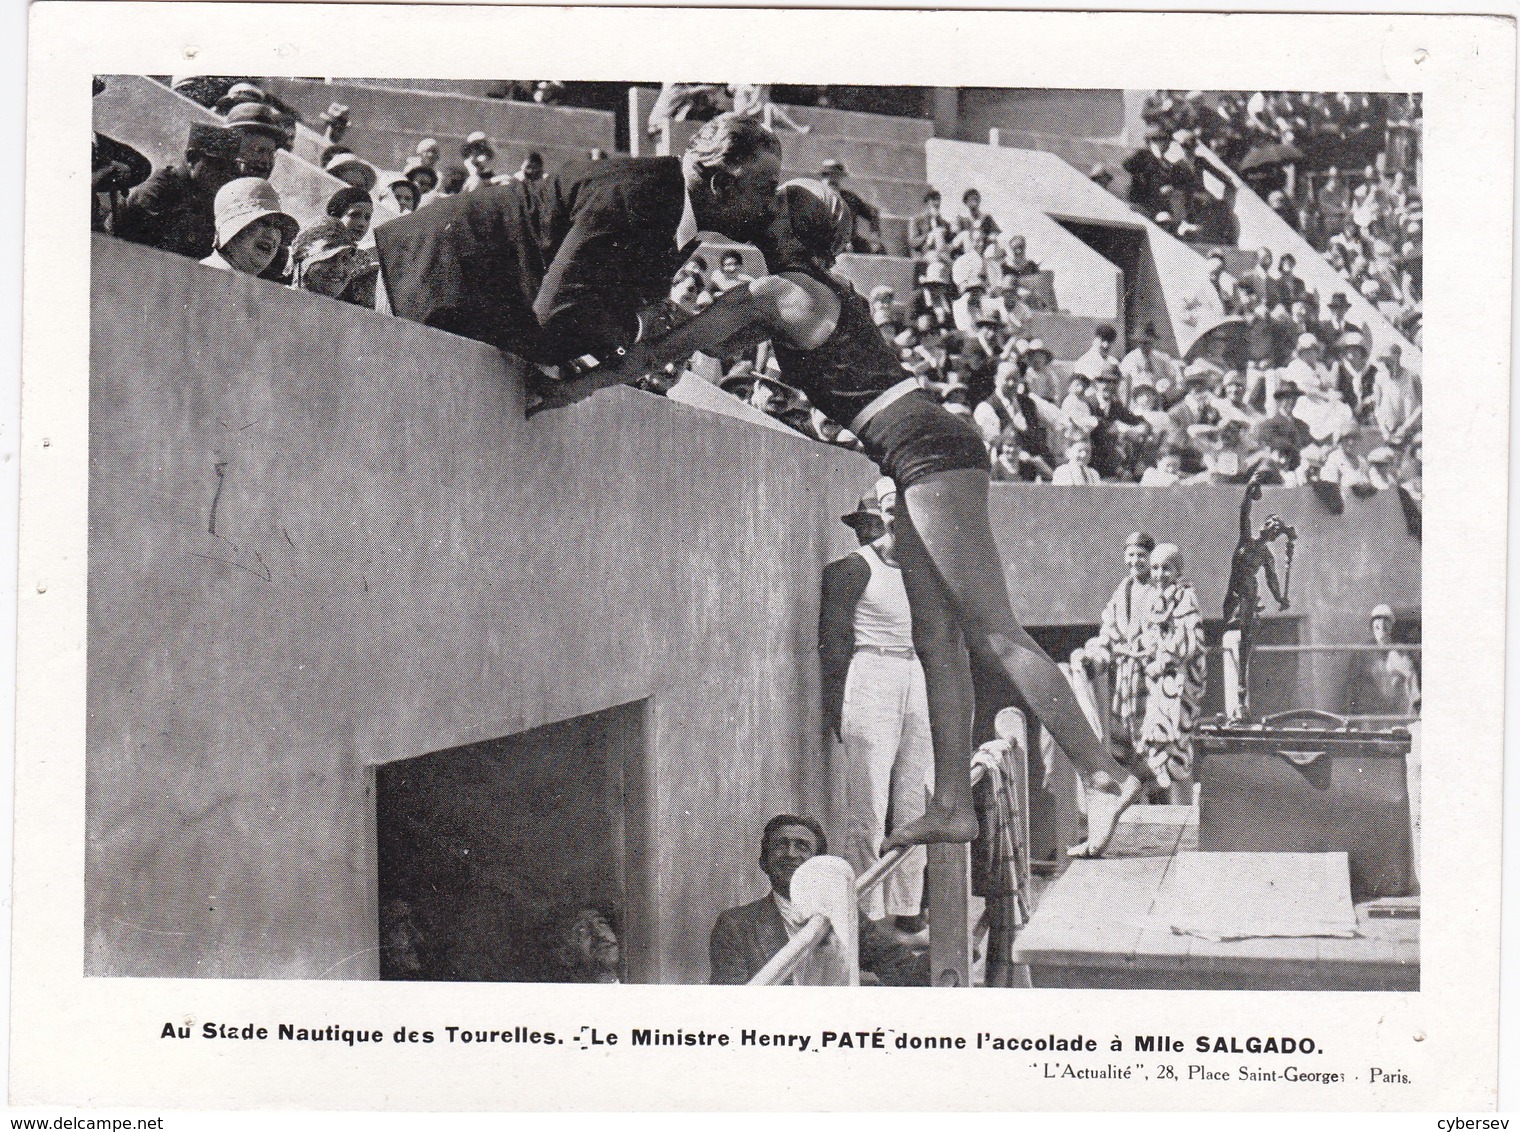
[528,275,821,416]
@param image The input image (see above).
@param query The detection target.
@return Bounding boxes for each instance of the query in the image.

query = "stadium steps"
[628,86,933,150]
[257,78,616,173]
[326,124,596,180]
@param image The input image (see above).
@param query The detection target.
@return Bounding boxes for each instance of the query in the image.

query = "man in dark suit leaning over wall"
[709,814,928,986]
[374,113,783,376]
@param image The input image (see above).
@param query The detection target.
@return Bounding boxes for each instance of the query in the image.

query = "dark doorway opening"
[376,700,647,983]
[1055,219,1149,344]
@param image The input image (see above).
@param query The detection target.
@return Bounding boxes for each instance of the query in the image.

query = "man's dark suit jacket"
[375,156,694,366]
[1122,147,1170,216]
[1088,395,1144,480]
[709,894,929,986]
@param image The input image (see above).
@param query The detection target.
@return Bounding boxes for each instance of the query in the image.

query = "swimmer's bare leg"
[882,497,979,852]
[898,468,1143,858]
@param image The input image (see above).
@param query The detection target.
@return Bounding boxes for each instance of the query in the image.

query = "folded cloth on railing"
[773,893,852,986]
[971,739,1029,971]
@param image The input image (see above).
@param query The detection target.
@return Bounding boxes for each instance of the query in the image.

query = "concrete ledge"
[85,233,1418,986]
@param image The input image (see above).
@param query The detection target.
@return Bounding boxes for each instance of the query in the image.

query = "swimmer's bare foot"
[881,802,979,854]
[1066,772,1144,859]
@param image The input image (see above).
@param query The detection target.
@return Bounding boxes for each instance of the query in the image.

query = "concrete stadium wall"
[990,129,1136,199]
[87,235,875,984]
[990,482,1419,643]
[955,88,1152,150]
[958,88,1129,144]
[87,236,1418,984]
[989,481,1421,712]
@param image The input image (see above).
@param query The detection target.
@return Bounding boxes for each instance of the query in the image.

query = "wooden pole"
[927,841,971,987]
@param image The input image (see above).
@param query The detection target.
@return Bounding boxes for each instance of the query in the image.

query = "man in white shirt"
[818,484,932,929]
[1073,324,1120,380]
[1371,343,1421,446]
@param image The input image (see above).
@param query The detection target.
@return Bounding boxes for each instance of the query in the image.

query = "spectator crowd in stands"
[1127,90,1422,344]
[91,77,1421,506]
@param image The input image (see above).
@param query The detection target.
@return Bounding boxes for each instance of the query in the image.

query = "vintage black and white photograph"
[85,71,1426,990]
[12,2,1512,1113]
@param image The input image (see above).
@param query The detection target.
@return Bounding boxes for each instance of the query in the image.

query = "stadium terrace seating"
[1208,144,1421,369]
[928,138,1237,358]
[342,78,515,100]
[258,78,617,177]
[628,86,934,152]
[93,74,397,232]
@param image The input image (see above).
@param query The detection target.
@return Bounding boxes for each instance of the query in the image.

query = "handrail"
[748,914,832,988]
[749,763,990,987]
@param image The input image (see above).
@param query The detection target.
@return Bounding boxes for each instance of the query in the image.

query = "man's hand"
[823,701,843,743]
[525,349,656,419]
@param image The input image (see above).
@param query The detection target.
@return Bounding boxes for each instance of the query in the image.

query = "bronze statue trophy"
[1198,471,1415,904]
[1221,468,1296,721]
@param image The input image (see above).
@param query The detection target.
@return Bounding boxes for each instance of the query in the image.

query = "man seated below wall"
[708,814,929,986]
[540,902,623,984]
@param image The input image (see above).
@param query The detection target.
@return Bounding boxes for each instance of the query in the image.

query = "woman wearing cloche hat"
[200,178,298,278]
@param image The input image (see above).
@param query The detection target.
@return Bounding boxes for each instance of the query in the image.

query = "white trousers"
[842,652,935,920]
